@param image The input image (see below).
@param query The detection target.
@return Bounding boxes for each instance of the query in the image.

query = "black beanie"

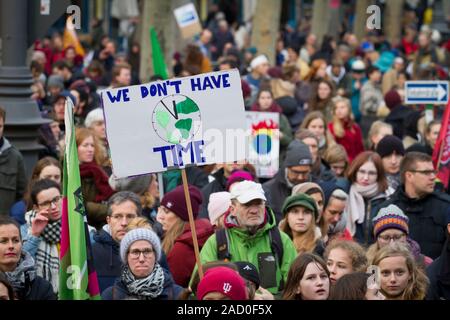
[376,135,405,158]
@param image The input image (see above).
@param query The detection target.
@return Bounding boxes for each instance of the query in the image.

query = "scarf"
[5,251,36,298]
[24,210,60,293]
[121,263,165,299]
[345,183,379,236]
[79,162,115,201]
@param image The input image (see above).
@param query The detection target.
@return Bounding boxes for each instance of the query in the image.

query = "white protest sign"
[102,69,247,178]
[246,111,280,178]
[173,3,202,38]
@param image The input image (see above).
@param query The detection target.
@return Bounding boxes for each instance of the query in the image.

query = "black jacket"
[92,229,170,293]
[16,275,56,300]
[374,187,450,259]
[101,267,182,300]
[198,168,228,219]
[426,238,450,300]
[262,169,292,223]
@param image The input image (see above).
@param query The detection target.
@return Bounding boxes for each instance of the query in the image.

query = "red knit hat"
[197,267,247,300]
[160,185,203,221]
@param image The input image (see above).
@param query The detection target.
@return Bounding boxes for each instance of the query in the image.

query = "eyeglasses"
[128,248,154,259]
[37,195,62,209]
[408,169,437,177]
[378,234,405,242]
[357,169,377,177]
[110,214,137,221]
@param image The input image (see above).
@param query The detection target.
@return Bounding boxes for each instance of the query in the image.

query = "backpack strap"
[269,226,285,291]
[216,228,232,261]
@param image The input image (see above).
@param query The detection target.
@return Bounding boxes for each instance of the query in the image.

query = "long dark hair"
[282,253,330,300]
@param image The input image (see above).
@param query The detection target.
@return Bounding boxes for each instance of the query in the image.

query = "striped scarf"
[25,210,61,294]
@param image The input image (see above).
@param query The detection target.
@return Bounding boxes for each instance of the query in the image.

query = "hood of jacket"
[223,206,276,238]
[0,137,11,154]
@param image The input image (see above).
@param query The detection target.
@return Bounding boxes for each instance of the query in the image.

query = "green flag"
[59,98,100,300]
[150,26,169,79]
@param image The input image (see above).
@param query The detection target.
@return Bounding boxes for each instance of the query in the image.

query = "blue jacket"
[101,267,183,300]
[92,229,170,293]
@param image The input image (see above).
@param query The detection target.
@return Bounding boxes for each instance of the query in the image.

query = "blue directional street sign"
[405,81,449,105]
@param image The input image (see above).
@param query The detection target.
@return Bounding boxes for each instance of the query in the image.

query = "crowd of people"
[0,3,450,301]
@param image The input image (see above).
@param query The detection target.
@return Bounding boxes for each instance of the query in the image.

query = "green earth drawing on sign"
[151,94,202,144]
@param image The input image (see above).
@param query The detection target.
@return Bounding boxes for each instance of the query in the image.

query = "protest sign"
[173,3,202,39]
[102,69,247,178]
[246,111,280,178]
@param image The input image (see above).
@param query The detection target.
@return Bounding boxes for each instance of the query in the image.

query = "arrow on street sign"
[405,81,449,105]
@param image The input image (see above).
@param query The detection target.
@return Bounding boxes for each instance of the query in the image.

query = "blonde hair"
[331,96,354,138]
[323,144,349,167]
[161,217,186,254]
[368,121,393,148]
[126,217,152,231]
[372,242,429,300]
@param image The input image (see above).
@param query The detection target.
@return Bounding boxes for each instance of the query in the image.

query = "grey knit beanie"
[120,228,162,263]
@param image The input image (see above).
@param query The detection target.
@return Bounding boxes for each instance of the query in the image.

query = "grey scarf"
[5,251,36,295]
[121,263,165,299]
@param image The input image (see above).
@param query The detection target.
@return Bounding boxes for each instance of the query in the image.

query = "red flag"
[432,100,450,189]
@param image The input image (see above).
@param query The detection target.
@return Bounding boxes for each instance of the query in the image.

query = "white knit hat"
[250,55,269,70]
[120,228,162,263]
[208,192,231,225]
[84,108,104,128]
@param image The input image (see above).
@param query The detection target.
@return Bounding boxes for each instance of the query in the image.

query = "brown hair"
[126,217,152,231]
[283,253,330,300]
[346,151,388,192]
[161,217,186,255]
[75,127,107,166]
[304,59,329,81]
[111,62,131,86]
[300,111,326,131]
[372,242,429,300]
[281,63,300,81]
[399,151,432,184]
[0,106,5,122]
[308,79,335,114]
[279,209,318,255]
[324,239,368,273]
[23,157,62,210]
[329,272,369,300]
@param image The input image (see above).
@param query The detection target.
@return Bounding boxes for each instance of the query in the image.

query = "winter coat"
[167,218,214,287]
[198,168,228,219]
[80,175,109,230]
[0,138,26,216]
[360,81,384,116]
[101,267,182,300]
[18,275,56,300]
[426,239,450,300]
[328,121,365,163]
[385,105,416,140]
[92,228,170,293]
[197,207,297,295]
[373,186,450,259]
[262,169,293,223]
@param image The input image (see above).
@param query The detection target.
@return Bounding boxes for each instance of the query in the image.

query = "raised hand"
[31,212,49,237]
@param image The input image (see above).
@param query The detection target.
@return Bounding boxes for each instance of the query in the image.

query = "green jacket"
[196,208,297,295]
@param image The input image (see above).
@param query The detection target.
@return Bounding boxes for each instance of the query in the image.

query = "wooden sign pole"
[180,168,204,279]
